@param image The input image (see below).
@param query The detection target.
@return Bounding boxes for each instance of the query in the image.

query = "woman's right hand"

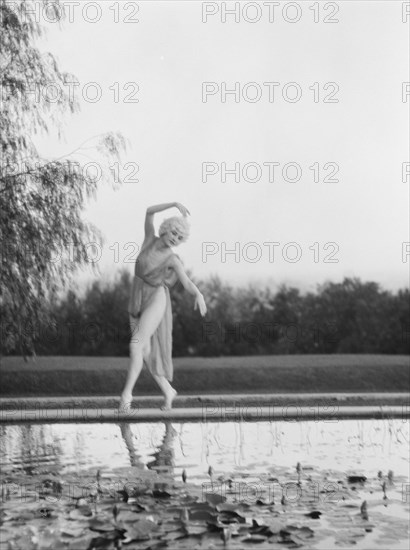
[174,202,190,217]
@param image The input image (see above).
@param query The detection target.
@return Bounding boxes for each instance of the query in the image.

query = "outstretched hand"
[175,202,190,217]
[194,294,207,317]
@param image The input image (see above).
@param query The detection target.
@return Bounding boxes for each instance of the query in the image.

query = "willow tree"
[0,0,125,357]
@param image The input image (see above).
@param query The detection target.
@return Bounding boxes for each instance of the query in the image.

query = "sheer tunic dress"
[128,238,180,382]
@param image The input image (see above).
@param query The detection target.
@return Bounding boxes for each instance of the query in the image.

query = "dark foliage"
[26,273,410,356]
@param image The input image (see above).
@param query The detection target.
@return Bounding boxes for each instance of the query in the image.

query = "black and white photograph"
[0,0,409,548]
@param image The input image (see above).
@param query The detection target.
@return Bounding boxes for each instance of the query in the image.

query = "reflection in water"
[1,419,409,550]
[118,422,177,475]
[0,424,63,476]
[0,419,408,484]
[119,423,144,468]
[146,422,177,474]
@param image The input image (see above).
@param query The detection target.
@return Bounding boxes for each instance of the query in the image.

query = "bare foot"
[161,388,177,411]
[119,393,133,413]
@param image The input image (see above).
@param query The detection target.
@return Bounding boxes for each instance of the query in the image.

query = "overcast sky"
[36,0,409,293]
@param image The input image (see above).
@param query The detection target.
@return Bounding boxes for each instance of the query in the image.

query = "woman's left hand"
[194,294,207,316]
[174,202,190,217]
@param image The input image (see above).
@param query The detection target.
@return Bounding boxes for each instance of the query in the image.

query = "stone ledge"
[1,393,409,423]
[0,404,408,424]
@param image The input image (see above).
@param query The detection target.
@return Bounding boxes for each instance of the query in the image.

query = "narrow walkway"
[0,398,408,424]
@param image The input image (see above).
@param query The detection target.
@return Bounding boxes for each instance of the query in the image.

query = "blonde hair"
[159,216,190,243]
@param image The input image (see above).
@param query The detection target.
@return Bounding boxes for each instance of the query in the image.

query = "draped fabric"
[128,240,180,382]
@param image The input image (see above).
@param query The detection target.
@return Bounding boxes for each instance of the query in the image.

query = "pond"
[1,418,409,549]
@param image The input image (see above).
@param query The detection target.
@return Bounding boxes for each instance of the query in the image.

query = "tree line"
[8,271,408,357]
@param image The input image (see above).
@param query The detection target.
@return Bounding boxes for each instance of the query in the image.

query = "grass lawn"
[0,355,408,397]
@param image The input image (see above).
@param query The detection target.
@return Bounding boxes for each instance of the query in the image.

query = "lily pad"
[60,525,87,538]
[189,509,217,522]
[205,493,226,506]
[123,519,159,542]
[217,510,247,524]
[69,506,93,520]
[348,475,367,484]
[152,489,171,499]
[184,522,209,536]
[241,534,268,543]
[304,510,322,519]
[88,517,117,532]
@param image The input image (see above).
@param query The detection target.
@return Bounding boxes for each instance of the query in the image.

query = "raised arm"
[144,202,190,240]
[144,203,176,240]
[170,256,207,316]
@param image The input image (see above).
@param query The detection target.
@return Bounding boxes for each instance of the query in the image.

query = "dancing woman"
[119,202,207,412]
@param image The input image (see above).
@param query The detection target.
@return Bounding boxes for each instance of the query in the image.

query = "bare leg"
[119,288,167,411]
[151,374,178,410]
[119,423,144,467]
[119,344,143,411]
